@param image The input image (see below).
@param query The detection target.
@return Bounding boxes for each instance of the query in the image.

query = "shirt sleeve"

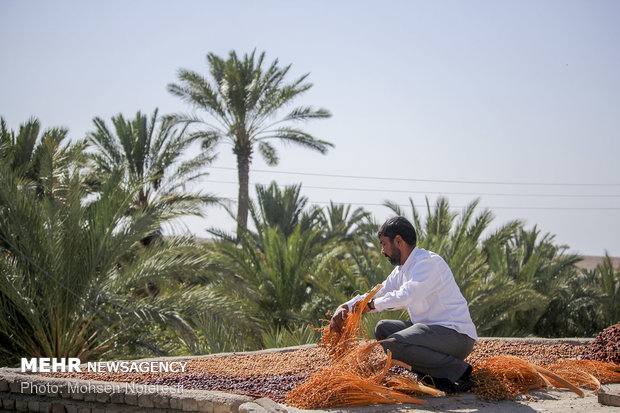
[343,268,398,311]
[372,258,443,312]
[343,284,384,312]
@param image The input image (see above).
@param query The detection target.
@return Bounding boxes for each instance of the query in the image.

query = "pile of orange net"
[285,285,620,408]
[286,285,443,408]
[472,356,620,401]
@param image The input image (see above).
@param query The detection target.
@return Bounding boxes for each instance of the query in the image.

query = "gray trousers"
[374,320,475,382]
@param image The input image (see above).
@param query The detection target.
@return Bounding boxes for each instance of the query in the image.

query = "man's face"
[380,235,401,266]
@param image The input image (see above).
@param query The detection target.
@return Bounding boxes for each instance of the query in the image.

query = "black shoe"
[454,377,474,393]
[459,364,473,381]
[454,364,474,393]
[413,371,432,386]
[433,377,458,394]
[417,374,457,394]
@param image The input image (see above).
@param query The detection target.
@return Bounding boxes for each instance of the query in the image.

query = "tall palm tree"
[87,109,218,241]
[168,50,333,238]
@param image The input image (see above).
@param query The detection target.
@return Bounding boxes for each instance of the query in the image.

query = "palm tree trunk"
[236,152,251,240]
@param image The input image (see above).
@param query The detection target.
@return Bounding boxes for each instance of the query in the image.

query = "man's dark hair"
[377,216,417,246]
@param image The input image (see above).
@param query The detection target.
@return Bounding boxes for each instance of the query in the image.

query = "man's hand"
[329,304,349,334]
[352,299,373,314]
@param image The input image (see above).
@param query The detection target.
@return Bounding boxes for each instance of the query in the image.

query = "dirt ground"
[285,383,620,412]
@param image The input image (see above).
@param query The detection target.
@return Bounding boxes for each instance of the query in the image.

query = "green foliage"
[209,225,334,330]
[0,118,216,365]
[0,167,214,364]
[317,202,371,243]
[183,312,255,355]
[559,254,620,336]
[3,110,617,363]
[596,254,620,323]
[262,324,319,349]
[0,117,88,198]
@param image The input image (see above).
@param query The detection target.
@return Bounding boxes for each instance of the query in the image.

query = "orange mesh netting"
[285,341,427,408]
[317,284,381,359]
[286,285,441,408]
[472,355,555,401]
[472,355,620,401]
[546,359,620,390]
[287,287,620,407]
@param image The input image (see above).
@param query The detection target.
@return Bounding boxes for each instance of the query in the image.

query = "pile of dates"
[581,322,620,364]
[144,373,310,403]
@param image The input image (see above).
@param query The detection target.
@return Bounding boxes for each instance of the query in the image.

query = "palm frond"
[258,141,279,166]
[260,127,334,153]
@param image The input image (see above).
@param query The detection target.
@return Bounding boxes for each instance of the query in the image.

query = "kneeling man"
[330,216,477,393]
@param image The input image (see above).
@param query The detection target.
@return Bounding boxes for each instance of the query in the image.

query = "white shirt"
[345,246,478,341]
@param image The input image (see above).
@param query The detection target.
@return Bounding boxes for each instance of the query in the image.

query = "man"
[329,216,477,393]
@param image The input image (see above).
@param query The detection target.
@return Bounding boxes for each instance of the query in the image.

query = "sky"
[1,0,619,256]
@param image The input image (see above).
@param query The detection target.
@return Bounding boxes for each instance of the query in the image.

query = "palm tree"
[87,109,218,242]
[593,254,620,325]
[250,182,319,239]
[318,201,371,242]
[209,226,331,330]
[509,227,581,335]
[0,117,88,257]
[168,50,333,238]
[0,161,215,365]
[556,254,620,336]
[472,226,548,336]
[204,180,344,341]
[0,117,87,198]
[208,181,319,244]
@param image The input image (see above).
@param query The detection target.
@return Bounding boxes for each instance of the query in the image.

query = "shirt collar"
[398,246,418,273]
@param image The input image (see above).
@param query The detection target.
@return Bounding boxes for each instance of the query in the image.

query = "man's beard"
[385,245,401,266]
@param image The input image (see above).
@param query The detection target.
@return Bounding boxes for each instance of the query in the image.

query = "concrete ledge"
[598,386,620,407]
[0,338,597,412]
[0,369,256,412]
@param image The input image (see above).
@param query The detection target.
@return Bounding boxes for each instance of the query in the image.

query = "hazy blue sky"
[1,0,619,256]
